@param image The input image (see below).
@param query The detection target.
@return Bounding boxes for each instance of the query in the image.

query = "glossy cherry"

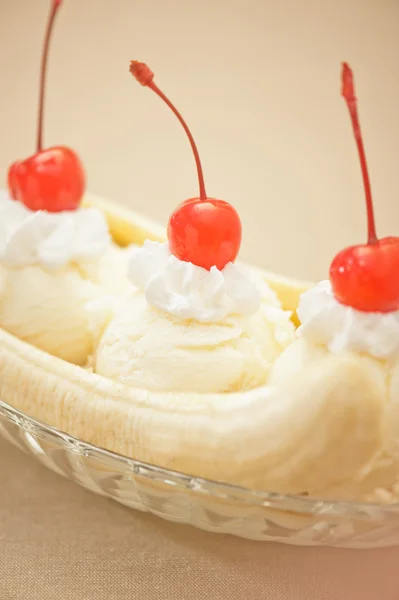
[130,61,242,271]
[8,0,85,213]
[329,63,399,313]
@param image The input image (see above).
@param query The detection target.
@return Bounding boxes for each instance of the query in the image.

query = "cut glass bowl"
[1,398,399,549]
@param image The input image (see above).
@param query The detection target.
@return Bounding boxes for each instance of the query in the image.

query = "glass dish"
[1,398,399,549]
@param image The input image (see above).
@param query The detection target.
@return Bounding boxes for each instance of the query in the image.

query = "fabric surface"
[0,438,398,600]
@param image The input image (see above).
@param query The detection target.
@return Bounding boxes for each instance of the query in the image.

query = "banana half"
[0,194,386,496]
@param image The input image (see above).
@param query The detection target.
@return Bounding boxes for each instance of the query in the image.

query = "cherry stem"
[37,0,62,153]
[130,61,207,201]
[341,62,377,244]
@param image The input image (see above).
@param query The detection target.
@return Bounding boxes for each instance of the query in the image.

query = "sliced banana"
[0,324,384,494]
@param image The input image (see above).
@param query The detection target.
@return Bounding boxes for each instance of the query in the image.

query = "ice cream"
[0,191,128,365]
[269,281,399,502]
[270,280,399,383]
[95,240,295,393]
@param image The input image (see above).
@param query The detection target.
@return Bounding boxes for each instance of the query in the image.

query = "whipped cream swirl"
[128,240,261,322]
[0,191,110,270]
[298,280,399,360]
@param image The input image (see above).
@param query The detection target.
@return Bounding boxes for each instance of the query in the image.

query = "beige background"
[1,0,399,598]
[1,0,399,281]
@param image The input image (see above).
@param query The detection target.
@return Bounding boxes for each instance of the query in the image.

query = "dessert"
[0,208,382,494]
[1,0,127,365]
[95,61,296,392]
[271,63,399,502]
[0,53,383,499]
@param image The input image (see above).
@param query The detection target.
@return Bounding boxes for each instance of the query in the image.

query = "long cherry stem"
[341,62,377,244]
[130,61,207,201]
[37,0,62,152]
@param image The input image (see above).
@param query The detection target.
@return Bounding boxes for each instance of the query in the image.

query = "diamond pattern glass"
[1,399,399,548]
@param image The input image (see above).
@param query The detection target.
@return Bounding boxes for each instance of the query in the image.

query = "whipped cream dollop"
[0,191,110,270]
[128,240,261,322]
[298,280,399,360]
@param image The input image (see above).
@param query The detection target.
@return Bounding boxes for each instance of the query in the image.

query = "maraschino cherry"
[329,63,399,313]
[8,0,85,213]
[130,61,241,271]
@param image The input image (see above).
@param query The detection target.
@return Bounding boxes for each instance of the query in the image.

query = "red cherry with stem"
[129,61,242,271]
[7,0,85,213]
[329,63,399,313]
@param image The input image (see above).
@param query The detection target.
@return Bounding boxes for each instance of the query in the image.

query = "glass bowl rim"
[1,398,399,521]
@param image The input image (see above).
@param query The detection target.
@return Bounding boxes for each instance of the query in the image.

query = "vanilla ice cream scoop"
[0,192,129,365]
[0,264,106,364]
[270,281,399,503]
[95,241,295,393]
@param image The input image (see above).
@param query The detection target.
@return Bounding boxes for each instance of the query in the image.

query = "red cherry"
[329,63,399,313]
[330,238,399,313]
[8,0,85,213]
[130,61,242,270]
[168,198,242,270]
[8,146,85,212]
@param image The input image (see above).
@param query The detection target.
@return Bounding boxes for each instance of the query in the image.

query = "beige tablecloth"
[0,438,398,600]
